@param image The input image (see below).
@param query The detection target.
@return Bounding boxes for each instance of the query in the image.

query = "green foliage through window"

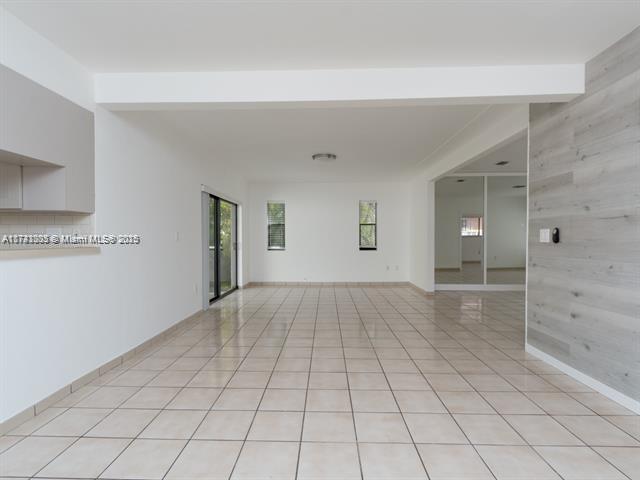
[359,201,377,250]
[267,202,285,250]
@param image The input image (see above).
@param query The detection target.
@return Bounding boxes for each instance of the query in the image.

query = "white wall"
[249,182,409,283]
[408,178,434,292]
[0,109,248,423]
[434,197,462,269]
[462,237,482,262]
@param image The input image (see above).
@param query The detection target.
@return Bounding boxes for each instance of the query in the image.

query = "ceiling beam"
[0,6,94,110]
[420,104,530,180]
[94,64,584,110]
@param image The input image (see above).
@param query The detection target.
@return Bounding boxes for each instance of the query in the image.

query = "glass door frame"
[217,198,237,298]
[205,193,238,304]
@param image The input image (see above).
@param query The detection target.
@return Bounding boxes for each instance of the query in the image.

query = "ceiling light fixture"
[312,153,337,162]
[495,160,510,166]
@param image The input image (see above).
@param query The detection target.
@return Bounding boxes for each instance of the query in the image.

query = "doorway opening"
[434,132,528,290]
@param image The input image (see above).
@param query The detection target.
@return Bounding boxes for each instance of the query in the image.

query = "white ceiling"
[148,104,488,182]
[457,133,528,174]
[3,1,639,72]
[5,1,636,184]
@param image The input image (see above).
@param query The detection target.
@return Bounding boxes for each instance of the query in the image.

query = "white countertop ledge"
[0,245,101,257]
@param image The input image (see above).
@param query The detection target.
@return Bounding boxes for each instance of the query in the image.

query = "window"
[359,200,377,250]
[461,216,483,237]
[267,202,285,250]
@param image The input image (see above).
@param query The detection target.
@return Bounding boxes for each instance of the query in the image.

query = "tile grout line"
[361,286,500,480]
[346,286,431,479]
[390,287,573,479]
[294,286,319,480]
[334,287,365,480]
[101,287,278,480]
[1,287,637,480]
[375,287,632,480]
[225,286,303,480]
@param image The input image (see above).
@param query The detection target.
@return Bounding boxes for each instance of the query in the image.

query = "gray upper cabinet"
[0,64,95,213]
[0,162,22,209]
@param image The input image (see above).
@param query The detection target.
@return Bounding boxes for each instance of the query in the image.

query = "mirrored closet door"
[435,175,527,288]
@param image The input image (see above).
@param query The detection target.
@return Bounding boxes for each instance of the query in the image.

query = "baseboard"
[244,281,434,297]
[408,282,435,297]
[487,267,527,271]
[525,343,640,414]
[436,284,525,291]
[0,406,35,436]
[246,281,412,287]
[0,308,204,435]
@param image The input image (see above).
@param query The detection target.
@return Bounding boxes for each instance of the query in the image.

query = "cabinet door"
[0,162,22,209]
[21,166,66,211]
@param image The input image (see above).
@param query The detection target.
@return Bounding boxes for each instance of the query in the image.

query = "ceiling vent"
[312,153,337,162]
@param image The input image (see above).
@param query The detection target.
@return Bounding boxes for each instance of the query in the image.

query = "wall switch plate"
[539,228,551,243]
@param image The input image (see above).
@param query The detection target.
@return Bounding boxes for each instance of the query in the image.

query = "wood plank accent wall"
[528,27,640,401]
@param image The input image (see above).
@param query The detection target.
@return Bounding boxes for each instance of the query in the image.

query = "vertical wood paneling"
[528,27,640,401]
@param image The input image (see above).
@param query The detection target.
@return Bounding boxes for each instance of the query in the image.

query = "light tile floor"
[1,286,638,480]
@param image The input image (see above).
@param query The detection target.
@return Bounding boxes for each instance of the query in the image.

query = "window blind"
[461,216,483,237]
[267,202,285,250]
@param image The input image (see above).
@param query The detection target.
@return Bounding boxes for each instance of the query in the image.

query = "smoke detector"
[312,153,337,162]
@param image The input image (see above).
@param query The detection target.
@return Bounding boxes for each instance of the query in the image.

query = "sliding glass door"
[218,199,237,296]
[207,195,237,302]
[208,196,218,300]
